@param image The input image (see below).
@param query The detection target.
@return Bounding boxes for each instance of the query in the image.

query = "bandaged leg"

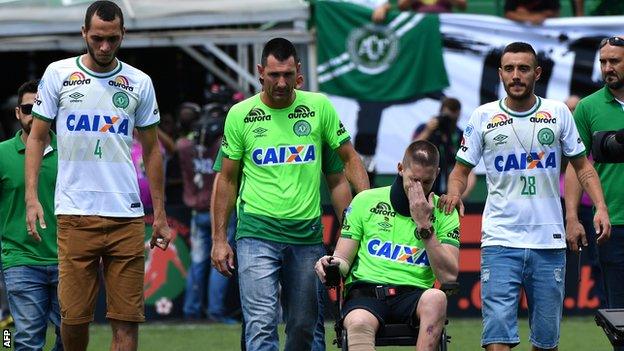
[344,309,379,351]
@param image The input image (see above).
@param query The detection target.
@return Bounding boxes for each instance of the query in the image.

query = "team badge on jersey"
[112,92,129,108]
[293,120,311,136]
[538,128,555,145]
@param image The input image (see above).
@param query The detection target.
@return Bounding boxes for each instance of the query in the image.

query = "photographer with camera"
[178,101,238,323]
[414,97,475,196]
[565,36,624,351]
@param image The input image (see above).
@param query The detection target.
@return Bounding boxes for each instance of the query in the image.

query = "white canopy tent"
[0,0,315,94]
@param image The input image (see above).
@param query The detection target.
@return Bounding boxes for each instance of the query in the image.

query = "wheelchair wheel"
[438,328,449,351]
[341,329,348,350]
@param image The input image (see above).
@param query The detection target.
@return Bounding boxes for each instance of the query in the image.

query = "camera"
[437,114,453,135]
[591,129,624,163]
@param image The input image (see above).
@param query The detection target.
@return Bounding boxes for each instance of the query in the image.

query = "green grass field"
[28,316,611,350]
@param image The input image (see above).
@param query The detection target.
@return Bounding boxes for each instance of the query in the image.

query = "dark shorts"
[340,284,426,327]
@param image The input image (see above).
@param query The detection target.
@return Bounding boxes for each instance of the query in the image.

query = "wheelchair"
[324,263,459,350]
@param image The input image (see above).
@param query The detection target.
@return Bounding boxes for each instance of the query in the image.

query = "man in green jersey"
[213,141,352,350]
[211,37,369,351]
[0,79,62,350]
[565,35,624,351]
[316,140,460,351]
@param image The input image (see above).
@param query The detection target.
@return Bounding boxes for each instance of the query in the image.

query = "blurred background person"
[0,79,62,350]
[504,0,560,25]
[413,97,476,197]
[373,0,467,23]
[179,102,237,323]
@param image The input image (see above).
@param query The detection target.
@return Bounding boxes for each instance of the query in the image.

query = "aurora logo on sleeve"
[251,144,316,166]
[367,238,429,266]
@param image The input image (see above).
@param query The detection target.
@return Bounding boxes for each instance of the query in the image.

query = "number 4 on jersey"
[94,139,103,158]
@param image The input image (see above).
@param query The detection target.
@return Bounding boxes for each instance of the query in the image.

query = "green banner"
[316,1,449,102]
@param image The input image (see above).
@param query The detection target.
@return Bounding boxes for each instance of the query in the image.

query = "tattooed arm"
[567,156,611,249]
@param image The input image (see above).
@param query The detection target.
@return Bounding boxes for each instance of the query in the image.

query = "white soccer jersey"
[33,56,160,217]
[457,96,585,249]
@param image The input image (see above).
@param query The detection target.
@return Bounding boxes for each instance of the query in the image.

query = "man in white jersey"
[439,42,610,351]
[24,2,171,350]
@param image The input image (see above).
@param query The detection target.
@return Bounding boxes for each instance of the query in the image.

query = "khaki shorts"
[57,215,145,325]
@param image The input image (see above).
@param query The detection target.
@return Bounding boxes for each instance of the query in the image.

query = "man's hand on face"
[407,180,434,228]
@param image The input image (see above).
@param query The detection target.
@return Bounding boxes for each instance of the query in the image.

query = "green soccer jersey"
[341,186,460,289]
[574,86,624,225]
[0,131,58,269]
[221,90,350,243]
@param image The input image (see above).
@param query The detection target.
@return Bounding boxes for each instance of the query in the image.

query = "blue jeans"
[480,246,565,349]
[183,211,236,319]
[237,237,325,351]
[598,225,624,351]
[3,265,63,351]
[312,279,327,351]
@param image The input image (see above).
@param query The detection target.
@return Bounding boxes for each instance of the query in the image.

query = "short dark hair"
[403,140,439,168]
[440,97,461,113]
[261,38,299,66]
[17,79,39,105]
[501,42,538,67]
[85,1,124,31]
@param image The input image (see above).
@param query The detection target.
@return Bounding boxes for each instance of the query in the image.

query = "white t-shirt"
[33,55,160,217]
[456,96,585,249]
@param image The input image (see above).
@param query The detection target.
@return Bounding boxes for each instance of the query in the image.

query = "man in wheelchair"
[315,140,460,351]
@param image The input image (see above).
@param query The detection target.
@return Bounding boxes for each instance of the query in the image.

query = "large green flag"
[316,1,449,102]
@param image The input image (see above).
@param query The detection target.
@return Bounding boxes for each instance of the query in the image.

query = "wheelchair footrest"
[375,324,417,346]
[596,309,624,346]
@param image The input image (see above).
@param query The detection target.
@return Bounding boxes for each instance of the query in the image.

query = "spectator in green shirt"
[0,79,62,350]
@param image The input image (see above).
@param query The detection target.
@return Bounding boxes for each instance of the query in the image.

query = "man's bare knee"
[343,309,379,351]
[416,289,447,321]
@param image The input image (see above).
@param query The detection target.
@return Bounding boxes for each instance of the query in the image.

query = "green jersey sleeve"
[221,106,245,160]
[213,147,224,172]
[432,196,460,247]
[340,193,365,240]
[322,143,344,174]
[320,95,350,150]
[573,99,592,155]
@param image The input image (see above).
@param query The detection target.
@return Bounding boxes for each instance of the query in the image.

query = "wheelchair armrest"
[439,282,460,296]
[325,262,342,287]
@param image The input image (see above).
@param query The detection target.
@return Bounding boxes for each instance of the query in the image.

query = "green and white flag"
[316,0,449,102]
